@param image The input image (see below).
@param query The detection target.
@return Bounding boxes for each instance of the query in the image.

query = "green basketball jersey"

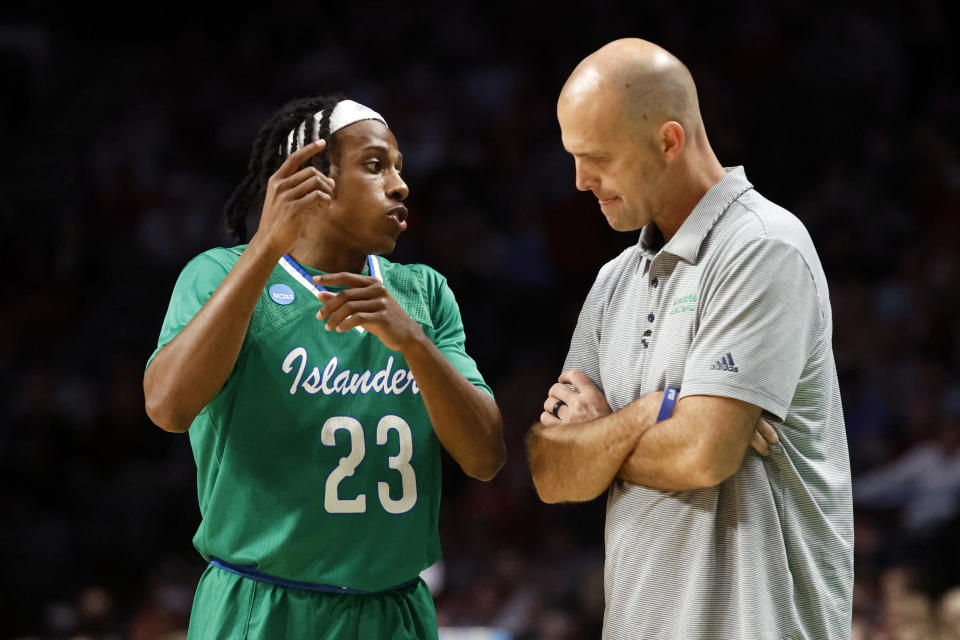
[149,246,492,592]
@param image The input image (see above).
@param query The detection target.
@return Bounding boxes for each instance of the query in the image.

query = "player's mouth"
[386,205,409,231]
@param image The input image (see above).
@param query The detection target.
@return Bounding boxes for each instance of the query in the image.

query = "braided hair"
[224,94,346,243]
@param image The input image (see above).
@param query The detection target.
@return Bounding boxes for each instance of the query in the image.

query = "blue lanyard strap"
[210,557,419,595]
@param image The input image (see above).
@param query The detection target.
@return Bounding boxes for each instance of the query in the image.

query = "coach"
[527,39,853,639]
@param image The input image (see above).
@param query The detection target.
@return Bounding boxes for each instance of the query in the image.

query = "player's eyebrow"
[363,145,403,166]
[360,143,393,154]
[361,144,402,160]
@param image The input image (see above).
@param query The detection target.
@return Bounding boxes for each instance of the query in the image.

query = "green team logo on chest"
[282,346,420,397]
[670,292,698,315]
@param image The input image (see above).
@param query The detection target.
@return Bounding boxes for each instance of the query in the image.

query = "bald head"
[557,39,726,238]
[559,38,704,139]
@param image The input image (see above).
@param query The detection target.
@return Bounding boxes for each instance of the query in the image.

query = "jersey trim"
[210,557,420,595]
[278,253,382,334]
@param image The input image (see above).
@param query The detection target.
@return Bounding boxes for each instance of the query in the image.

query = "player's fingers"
[751,428,770,456]
[313,284,371,321]
[540,411,560,426]
[287,172,335,201]
[266,167,314,202]
[275,166,321,189]
[268,168,326,208]
[316,289,373,324]
[337,311,384,333]
[315,290,345,322]
[548,383,579,405]
[275,139,327,179]
[315,289,367,323]
[315,284,383,323]
[287,179,333,205]
[321,299,382,332]
[756,418,779,446]
[314,272,378,289]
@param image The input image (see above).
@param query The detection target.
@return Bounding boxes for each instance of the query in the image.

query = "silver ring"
[552,400,566,419]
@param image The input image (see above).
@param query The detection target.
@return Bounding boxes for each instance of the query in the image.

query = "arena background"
[2,1,959,637]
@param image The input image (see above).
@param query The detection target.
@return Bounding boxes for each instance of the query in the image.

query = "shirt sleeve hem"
[678,379,789,422]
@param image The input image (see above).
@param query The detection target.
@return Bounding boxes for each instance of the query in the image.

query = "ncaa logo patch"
[269,283,296,306]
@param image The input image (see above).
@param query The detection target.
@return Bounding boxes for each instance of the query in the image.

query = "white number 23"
[320,415,417,515]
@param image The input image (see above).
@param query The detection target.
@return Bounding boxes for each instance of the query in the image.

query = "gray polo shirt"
[564,167,853,639]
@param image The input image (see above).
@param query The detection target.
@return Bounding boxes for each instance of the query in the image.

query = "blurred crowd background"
[2,0,959,638]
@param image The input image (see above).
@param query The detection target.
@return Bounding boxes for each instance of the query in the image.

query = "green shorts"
[187,563,439,639]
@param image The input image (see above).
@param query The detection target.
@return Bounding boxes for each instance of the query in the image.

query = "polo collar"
[638,166,753,264]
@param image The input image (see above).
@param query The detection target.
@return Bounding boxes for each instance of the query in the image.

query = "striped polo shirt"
[564,167,853,639]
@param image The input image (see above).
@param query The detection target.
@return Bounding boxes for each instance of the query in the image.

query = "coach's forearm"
[617,395,760,490]
[144,238,282,432]
[527,395,660,503]
[402,335,506,481]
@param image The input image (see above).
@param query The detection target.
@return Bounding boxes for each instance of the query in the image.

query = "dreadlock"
[224,93,346,243]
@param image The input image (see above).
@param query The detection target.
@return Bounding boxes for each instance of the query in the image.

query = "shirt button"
[648,313,655,322]
[651,277,659,287]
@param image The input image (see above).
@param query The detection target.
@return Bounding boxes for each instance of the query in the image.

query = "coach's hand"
[541,369,612,426]
[540,370,780,456]
[314,273,424,352]
[256,140,335,256]
[750,417,779,456]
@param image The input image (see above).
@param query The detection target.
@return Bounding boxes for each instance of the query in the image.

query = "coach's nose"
[574,159,599,192]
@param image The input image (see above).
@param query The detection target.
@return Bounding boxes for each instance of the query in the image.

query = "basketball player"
[143,95,506,639]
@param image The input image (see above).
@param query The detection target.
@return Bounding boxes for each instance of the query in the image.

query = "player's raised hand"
[540,369,612,426]
[313,273,424,351]
[255,139,336,255]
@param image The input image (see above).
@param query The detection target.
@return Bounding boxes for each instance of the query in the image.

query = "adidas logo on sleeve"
[710,353,739,372]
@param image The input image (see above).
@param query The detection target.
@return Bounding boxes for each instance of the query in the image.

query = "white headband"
[283,99,387,156]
